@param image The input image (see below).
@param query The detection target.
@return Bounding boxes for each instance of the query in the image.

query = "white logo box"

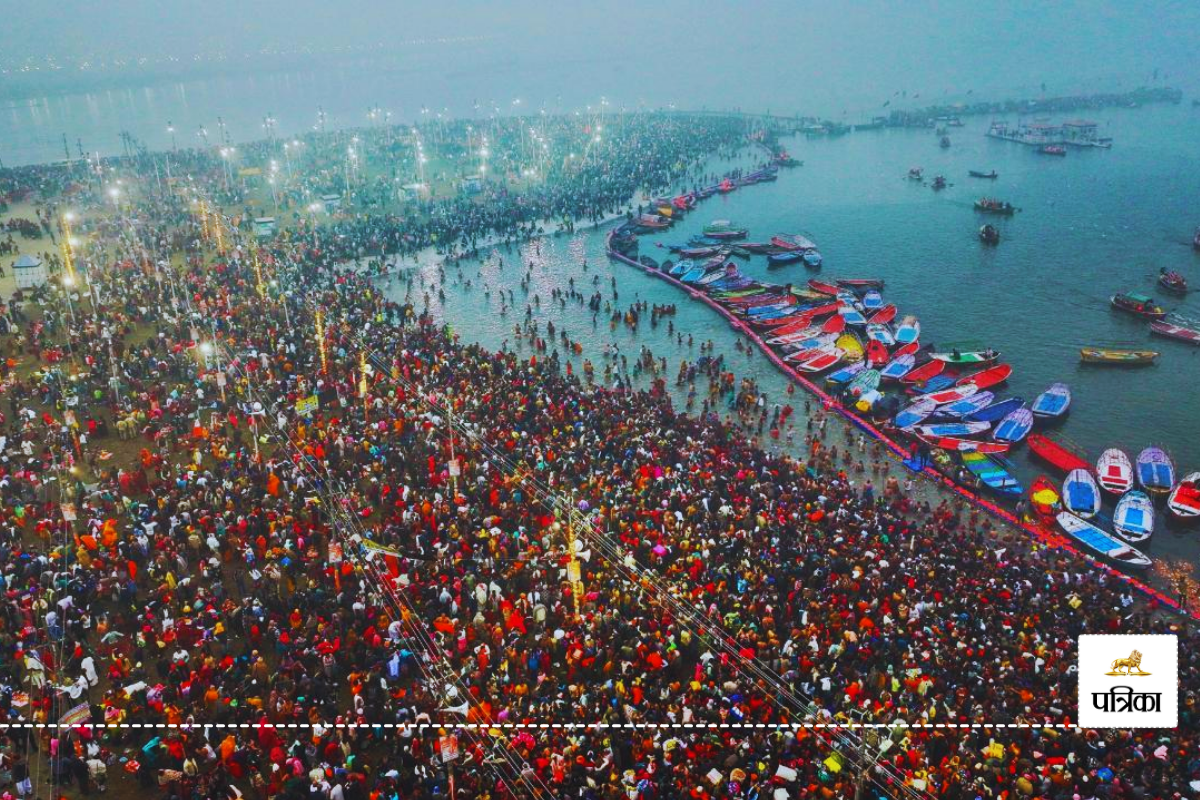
[1078,634,1177,728]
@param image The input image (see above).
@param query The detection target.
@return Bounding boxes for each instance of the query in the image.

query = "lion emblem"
[1105,649,1150,676]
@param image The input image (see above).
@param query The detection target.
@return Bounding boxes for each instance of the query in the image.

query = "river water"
[395,102,1200,577]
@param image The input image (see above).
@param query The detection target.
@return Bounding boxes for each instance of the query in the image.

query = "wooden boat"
[880,354,916,381]
[703,220,747,239]
[845,368,881,397]
[668,260,693,277]
[1027,433,1090,474]
[1149,320,1200,345]
[908,167,924,180]
[969,170,999,179]
[807,278,840,296]
[1040,145,1067,156]
[679,245,724,258]
[932,176,947,190]
[894,398,937,429]
[864,323,894,346]
[821,314,848,334]
[914,420,990,438]
[1030,382,1071,419]
[838,306,867,327]
[993,407,1034,443]
[792,348,844,373]
[1079,348,1159,366]
[865,339,889,367]
[868,304,897,324]
[912,375,956,396]
[1055,512,1151,570]
[1135,446,1175,497]
[1158,269,1187,295]
[1113,491,1155,543]
[1029,476,1061,516]
[938,391,995,419]
[1096,448,1134,494]
[901,359,946,385]
[974,198,1016,216]
[979,224,1000,245]
[960,451,1023,497]
[835,333,865,362]
[925,383,979,406]
[931,349,1001,366]
[785,333,838,354]
[836,278,886,290]
[966,396,1024,423]
[1063,468,1101,519]
[636,214,670,229]
[894,316,920,345]
[861,290,884,311]
[803,251,823,268]
[771,234,818,251]
[1167,472,1200,521]
[768,250,806,267]
[825,361,866,386]
[956,363,1012,391]
[893,341,921,357]
[1111,292,1166,319]
[916,434,1010,454]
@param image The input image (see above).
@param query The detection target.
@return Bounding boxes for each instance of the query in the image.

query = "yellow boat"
[1079,347,1159,366]
[836,333,865,362]
[657,206,674,217]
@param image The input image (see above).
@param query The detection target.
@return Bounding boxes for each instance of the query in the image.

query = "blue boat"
[1113,491,1155,543]
[768,251,806,266]
[669,260,694,277]
[912,421,991,438]
[912,375,956,395]
[803,251,823,268]
[965,396,1024,423]
[1063,468,1101,518]
[960,451,1024,497]
[839,307,867,326]
[879,354,916,381]
[1135,446,1175,497]
[862,290,883,311]
[826,361,866,386]
[993,407,1034,443]
[893,398,937,429]
[1031,382,1072,419]
[681,265,712,284]
[939,390,995,418]
[1056,512,1152,569]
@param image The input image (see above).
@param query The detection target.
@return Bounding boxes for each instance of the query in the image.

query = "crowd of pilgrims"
[0,112,1196,800]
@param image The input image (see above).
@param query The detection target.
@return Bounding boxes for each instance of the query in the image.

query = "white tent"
[13,254,48,289]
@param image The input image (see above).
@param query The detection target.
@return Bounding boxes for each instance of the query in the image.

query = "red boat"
[718,178,735,193]
[821,314,847,334]
[917,434,1010,454]
[1111,292,1166,319]
[868,304,897,324]
[866,339,889,366]
[1029,476,1062,517]
[808,279,840,296]
[1158,269,1187,295]
[954,363,1012,390]
[1149,320,1200,345]
[893,341,921,357]
[1027,433,1090,473]
[902,359,946,385]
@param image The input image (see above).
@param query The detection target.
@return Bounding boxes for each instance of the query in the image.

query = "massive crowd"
[0,112,1196,800]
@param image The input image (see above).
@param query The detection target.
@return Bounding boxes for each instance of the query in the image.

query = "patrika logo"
[1105,649,1150,676]
[1078,635,1177,729]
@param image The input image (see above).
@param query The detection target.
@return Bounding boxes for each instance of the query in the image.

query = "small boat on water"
[916,434,1010,454]
[974,198,1016,216]
[960,451,1022,497]
[703,220,748,239]
[925,383,980,407]
[845,368,881,397]
[792,348,844,373]
[1111,292,1167,319]
[1096,448,1134,495]
[802,251,823,268]
[771,234,818,251]
[938,391,995,419]
[1149,319,1200,345]
[1113,491,1155,543]
[1194,225,1200,250]
[821,314,848,334]
[1029,476,1062,516]
[979,224,1001,244]
[838,306,867,327]
[955,363,1012,390]
[940,136,951,149]
[908,167,924,180]
[1159,269,1187,295]
[835,332,865,361]
[1028,433,1091,474]
[1055,512,1151,570]
[1030,382,1071,419]
[894,316,920,345]
[932,176,947,190]
[868,304,897,324]
[1063,468,1101,519]
[861,290,883,311]
[865,339,889,367]
[767,250,806,267]
[1079,347,1159,366]
[993,407,1034,444]
[880,353,916,381]
[901,359,945,385]
[966,396,1024,423]
[837,278,886,290]
[1135,446,1175,497]
[808,278,840,296]
[1167,473,1200,521]
[894,398,937,429]
[865,322,894,346]
[1040,145,1067,156]
[825,361,866,387]
[969,170,999,179]
[931,349,1001,366]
